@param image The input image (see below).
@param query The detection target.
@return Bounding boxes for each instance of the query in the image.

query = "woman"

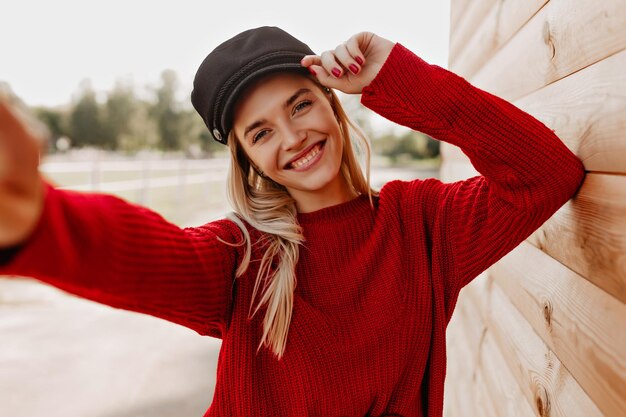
[0,26,584,416]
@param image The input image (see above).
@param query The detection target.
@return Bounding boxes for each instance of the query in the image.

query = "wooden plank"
[472,367,499,417]
[449,289,486,369]
[447,49,626,174]
[450,0,473,30]
[455,284,531,417]
[479,330,536,417]
[445,312,485,417]
[447,288,500,417]
[515,49,626,174]
[439,160,478,182]
[450,0,548,78]
[464,280,605,417]
[469,0,626,101]
[440,143,467,163]
[529,172,626,304]
[438,168,626,305]
[449,0,499,62]
[491,241,626,416]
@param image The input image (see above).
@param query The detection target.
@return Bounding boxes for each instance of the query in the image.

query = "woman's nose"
[280,124,307,151]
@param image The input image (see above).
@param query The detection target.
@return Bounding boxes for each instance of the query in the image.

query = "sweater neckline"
[296,194,373,224]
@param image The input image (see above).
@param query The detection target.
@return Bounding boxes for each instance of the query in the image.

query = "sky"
[2,0,450,108]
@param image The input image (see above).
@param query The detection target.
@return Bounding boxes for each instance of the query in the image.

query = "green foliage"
[372,130,440,163]
[33,107,64,139]
[21,70,440,159]
[150,70,183,150]
[339,94,440,164]
[69,82,110,148]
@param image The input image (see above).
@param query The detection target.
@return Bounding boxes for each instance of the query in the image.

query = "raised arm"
[361,43,585,317]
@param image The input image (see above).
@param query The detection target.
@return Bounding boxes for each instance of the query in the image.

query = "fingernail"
[308,67,317,76]
[355,56,364,65]
[331,67,342,78]
[349,64,359,74]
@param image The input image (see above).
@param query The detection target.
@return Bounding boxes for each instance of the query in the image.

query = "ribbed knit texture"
[0,43,585,416]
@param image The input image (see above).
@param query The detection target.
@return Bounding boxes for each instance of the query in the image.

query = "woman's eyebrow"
[243,88,312,138]
[244,120,266,138]
[283,88,311,109]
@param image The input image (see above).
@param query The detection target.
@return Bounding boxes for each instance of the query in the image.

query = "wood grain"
[463,280,606,417]
[446,284,505,417]
[441,158,626,305]
[449,0,499,61]
[445,302,487,417]
[469,0,626,101]
[450,0,548,79]
[515,49,626,174]
[479,330,536,417]
[490,241,626,416]
[439,159,478,183]
[450,0,473,29]
[529,172,626,304]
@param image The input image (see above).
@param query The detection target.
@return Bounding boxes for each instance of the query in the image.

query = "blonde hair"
[225,82,376,359]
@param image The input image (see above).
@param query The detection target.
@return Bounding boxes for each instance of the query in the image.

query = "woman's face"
[233,72,350,211]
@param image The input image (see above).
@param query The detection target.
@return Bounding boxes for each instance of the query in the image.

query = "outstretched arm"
[0,99,240,338]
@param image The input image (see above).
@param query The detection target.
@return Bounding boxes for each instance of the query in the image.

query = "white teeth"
[290,143,321,168]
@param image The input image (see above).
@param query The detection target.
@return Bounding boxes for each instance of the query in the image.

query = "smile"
[286,141,326,171]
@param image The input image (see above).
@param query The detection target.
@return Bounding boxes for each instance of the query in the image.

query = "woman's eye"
[253,129,269,144]
[293,100,312,115]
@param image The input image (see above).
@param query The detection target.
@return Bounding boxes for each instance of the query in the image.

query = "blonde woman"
[0,27,584,416]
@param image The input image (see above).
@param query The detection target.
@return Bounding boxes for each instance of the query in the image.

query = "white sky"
[2,0,450,108]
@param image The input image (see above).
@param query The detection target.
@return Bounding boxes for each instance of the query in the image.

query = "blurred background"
[1,1,449,416]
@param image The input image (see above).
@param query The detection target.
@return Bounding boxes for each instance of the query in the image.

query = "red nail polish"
[355,56,364,65]
[349,64,359,74]
[332,67,342,77]
[308,67,316,76]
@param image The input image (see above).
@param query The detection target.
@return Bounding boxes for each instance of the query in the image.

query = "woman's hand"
[0,99,45,248]
[300,32,395,94]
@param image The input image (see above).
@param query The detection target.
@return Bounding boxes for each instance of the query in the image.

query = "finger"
[320,50,344,78]
[307,64,340,89]
[306,64,359,94]
[333,43,361,75]
[300,55,321,68]
[345,35,365,67]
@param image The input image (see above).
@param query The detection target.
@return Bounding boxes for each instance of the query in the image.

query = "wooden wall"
[443,1,626,416]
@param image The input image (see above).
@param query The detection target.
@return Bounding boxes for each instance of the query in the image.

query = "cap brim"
[220,61,310,140]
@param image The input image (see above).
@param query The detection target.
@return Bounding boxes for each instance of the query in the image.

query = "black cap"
[191,26,315,145]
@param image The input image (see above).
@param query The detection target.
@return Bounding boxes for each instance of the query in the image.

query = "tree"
[69,80,107,148]
[151,70,184,150]
[102,80,136,149]
[117,101,159,152]
[34,107,65,140]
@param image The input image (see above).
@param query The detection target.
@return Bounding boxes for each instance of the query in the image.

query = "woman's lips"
[286,140,326,171]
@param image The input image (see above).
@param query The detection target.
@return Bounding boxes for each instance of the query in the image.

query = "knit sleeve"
[361,44,585,318]
[0,181,240,338]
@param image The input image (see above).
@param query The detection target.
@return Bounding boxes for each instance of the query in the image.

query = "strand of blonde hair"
[224,85,376,359]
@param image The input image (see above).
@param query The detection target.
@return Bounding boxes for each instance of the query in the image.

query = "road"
[0,278,220,417]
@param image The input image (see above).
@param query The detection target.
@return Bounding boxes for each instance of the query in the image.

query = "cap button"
[212,128,223,142]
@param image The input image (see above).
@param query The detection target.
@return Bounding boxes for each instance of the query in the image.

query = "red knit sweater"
[1,44,585,416]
